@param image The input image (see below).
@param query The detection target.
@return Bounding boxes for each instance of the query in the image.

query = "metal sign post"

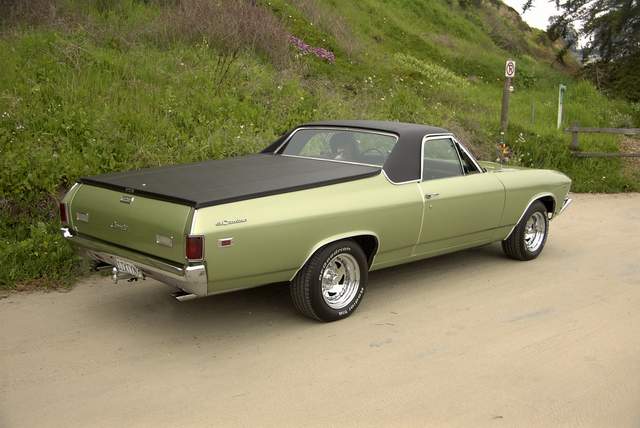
[500,60,516,143]
[557,84,566,129]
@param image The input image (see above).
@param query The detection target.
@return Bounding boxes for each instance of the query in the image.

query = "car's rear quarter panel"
[67,184,193,263]
[191,174,423,294]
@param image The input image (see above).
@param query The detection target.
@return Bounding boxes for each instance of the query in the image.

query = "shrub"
[0,0,64,28]
[0,220,82,289]
[156,0,291,69]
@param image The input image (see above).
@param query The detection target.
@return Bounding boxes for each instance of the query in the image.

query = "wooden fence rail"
[564,125,640,157]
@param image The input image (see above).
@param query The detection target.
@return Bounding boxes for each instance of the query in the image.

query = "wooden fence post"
[570,123,580,151]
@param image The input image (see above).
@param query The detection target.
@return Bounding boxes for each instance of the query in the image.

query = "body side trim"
[289,230,381,281]
[558,197,572,216]
[503,192,557,240]
[189,208,198,236]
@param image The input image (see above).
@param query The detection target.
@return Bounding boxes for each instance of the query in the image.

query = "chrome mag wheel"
[524,211,547,252]
[321,253,361,309]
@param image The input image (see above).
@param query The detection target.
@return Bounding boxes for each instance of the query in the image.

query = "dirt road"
[2,194,639,427]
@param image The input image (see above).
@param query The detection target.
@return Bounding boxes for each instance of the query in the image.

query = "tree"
[524,0,640,100]
[523,0,639,60]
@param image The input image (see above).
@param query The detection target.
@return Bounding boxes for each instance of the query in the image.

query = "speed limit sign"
[505,60,516,78]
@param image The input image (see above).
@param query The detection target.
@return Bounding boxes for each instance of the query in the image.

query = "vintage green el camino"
[60,120,572,321]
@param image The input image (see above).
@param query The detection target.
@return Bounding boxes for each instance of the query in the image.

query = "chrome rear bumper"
[61,228,208,296]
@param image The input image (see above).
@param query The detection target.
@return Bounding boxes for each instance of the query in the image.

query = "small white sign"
[505,60,516,78]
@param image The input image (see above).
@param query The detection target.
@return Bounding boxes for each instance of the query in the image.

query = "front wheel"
[502,201,549,261]
[290,240,367,322]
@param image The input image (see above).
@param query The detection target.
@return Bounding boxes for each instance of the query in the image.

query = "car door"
[414,136,505,256]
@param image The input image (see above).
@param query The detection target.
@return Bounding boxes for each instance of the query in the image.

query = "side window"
[299,133,330,157]
[422,138,463,181]
[456,143,481,174]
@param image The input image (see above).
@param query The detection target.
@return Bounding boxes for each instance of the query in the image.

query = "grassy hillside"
[1,0,638,290]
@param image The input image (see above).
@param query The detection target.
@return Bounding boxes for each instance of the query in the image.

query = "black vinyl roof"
[263,120,452,183]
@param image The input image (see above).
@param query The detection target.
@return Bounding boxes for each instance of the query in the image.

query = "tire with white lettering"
[291,240,367,322]
[502,201,549,261]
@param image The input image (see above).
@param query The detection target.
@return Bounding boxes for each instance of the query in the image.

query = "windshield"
[280,128,398,167]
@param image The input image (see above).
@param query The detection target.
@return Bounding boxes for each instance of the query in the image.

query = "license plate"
[115,258,141,277]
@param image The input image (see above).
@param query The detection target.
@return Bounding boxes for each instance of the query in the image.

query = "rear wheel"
[290,240,367,322]
[502,201,549,261]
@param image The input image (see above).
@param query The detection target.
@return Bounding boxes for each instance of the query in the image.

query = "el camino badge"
[109,220,129,232]
[120,195,134,204]
[216,218,247,227]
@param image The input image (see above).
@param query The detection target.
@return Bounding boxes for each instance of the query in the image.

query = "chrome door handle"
[424,192,440,200]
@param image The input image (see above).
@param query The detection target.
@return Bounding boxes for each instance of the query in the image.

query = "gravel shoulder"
[2,193,640,427]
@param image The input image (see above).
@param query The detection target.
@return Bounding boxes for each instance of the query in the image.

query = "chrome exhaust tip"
[171,290,199,302]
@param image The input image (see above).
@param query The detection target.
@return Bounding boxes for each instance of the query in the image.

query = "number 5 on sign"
[505,60,516,78]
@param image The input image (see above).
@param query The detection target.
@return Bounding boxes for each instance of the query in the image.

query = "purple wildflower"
[288,35,335,63]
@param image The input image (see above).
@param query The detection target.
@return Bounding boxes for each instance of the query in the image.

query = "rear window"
[281,128,398,166]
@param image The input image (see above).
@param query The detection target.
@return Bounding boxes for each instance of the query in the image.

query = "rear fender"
[290,231,380,281]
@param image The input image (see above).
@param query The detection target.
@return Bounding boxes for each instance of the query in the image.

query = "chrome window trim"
[383,132,456,185]
[420,134,484,182]
[274,126,399,164]
[381,169,420,186]
[420,134,463,182]
[274,127,483,184]
[451,136,483,174]
[451,138,466,176]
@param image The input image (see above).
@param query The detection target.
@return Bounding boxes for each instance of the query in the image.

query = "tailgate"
[69,184,193,263]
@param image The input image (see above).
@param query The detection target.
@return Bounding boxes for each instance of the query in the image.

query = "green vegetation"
[1,0,638,290]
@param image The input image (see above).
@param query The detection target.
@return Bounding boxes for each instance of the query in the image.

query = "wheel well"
[349,235,379,267]
[538,195,556,215]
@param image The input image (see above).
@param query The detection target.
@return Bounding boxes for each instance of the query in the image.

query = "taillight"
[186,236,204,261]
[59,202,69,225]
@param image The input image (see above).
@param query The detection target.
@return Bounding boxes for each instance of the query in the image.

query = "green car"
[60,121,572,321]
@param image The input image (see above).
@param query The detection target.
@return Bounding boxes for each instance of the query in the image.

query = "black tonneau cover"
[79,154,380,208]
